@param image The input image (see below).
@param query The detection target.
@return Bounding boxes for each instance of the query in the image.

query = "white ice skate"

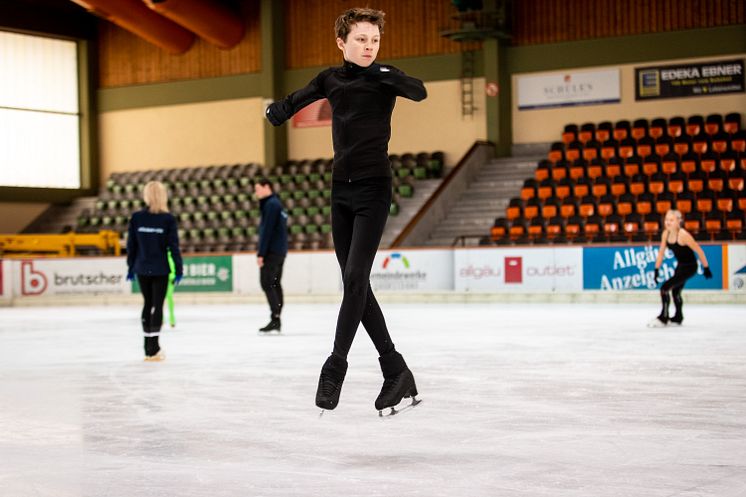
[647,317,668,328]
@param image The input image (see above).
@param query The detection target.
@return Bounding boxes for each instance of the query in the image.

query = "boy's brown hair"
[334,7,385,41]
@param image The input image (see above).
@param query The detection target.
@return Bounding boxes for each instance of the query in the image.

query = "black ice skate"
[258,318,281,334]
[316,354,347,413]
[376,351,421,417]
[669,314,683,326]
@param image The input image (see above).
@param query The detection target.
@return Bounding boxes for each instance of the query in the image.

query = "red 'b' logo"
[21,261,48,296]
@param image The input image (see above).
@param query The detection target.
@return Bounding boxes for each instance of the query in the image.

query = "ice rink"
[1,301,745,497]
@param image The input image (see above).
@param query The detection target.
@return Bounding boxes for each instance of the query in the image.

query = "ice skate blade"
[647,318,668,328]
[257,329,282,336]
[143,351,166,362]
[378,397,422,418]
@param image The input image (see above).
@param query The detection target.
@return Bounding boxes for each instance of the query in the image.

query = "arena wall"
[511,53,746,144]
[98,98,267,182]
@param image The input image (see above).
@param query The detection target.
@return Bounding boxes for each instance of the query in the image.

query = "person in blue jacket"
[254,178,288,334]
[127,181,183,361]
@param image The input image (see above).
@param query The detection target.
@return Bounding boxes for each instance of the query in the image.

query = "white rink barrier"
[727,244,746,292]
[2,243,744,305]
[0,259,10,302]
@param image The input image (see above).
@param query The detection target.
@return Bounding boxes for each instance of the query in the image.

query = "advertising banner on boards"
[582,245,724,290]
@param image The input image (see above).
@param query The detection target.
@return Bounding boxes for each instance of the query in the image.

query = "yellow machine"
[0,231,121,257]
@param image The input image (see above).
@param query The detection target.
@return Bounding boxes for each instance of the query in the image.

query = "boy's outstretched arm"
[373,65,427,101]
[266,69,330,126]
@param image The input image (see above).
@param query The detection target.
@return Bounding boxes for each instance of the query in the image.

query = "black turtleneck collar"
[342,59,373,75]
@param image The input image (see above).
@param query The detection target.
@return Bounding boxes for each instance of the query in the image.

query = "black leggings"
[260,253,285,318]
[659,263,698,320]
[138,275,169,355]
[331,177,395,359]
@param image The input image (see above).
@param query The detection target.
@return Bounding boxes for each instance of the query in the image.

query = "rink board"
[3,243,742,299]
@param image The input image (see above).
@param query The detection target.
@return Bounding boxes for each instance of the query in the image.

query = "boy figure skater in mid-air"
[265,7,426,415]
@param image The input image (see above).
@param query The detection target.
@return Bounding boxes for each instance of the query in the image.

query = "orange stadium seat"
[636,137,655,158]
[592,177,610,198]
[650,118,667,139]
[668,116,685,138]
[692,134,709,155]
[611,176,629,197]
[583,140,601,160]
[524,198,541,220]
[595,122,613,142]
[565,141,583,162]
[704,114,722,135]
[726,211,744,239]
[521,178,537,200]
[667,172,686,196]
[673,135,691,156]
[676,192,694,214]
[618,138,636,159]
[724,113,741,134]
[579,195,596,217]
[597,195,615,218]
[624,156,642,177]
[655,136,674,156]
[562,124,578,144]
[686,115,704,136]
[614,120,631,141]
[578,122,595,143]
[573,178,591,198]
[569,160,587,180]
[560,197,578,217]
[555,178,573,200]
[661,153,679,175]
[643,156,661,176]
[720,151,736,173]
[656,192,674,215]
[541,198,560,219]
[534,161,551,182]
[632,119,649,140]
[616,193,635,217]
[605,158,623,178]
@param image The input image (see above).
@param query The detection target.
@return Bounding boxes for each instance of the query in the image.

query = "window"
[0,30,80,189]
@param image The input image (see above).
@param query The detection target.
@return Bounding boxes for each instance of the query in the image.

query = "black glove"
[654,268,659,282]
[703,266,712,279]
[265,102,287,127]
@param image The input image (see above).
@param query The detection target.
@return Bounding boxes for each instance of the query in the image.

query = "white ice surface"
[1,302,745,497]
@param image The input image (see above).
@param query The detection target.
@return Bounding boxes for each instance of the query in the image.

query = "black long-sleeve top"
[258,194,288,257]
[266,60,427,181]
[126,209,183,277]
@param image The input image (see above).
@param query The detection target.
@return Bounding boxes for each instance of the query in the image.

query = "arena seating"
[78,151,445,253]
[491,113,745,245]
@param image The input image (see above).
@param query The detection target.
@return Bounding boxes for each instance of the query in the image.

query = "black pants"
[659,262,698,320]
[137,274,169,356]
[260,253,285,318]
[331,176,395,358]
